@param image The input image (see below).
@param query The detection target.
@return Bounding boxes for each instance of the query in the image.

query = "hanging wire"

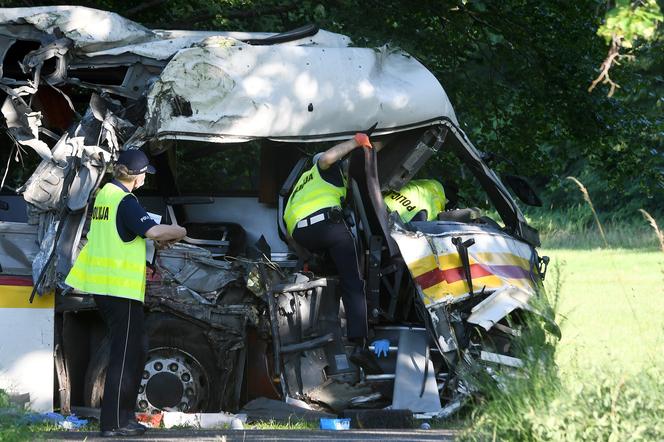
[0,145,14,191]
[223,253,285,277]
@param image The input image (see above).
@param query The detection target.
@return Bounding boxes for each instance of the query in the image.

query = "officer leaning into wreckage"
[384,179,446,223]
[65,150,187,437]
[284,129,392,374]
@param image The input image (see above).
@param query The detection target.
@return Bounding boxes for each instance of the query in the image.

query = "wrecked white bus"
[0,6,557,419]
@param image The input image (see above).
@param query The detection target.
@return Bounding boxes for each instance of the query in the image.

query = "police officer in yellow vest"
[284,132,384,373]
[66,150,186,437]
[384,179,446,222]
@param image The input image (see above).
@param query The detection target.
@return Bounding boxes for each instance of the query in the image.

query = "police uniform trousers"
[293,218,368,339]
[94,295,147,431]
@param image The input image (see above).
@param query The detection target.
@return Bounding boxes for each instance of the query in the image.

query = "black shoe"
[349,347,383,374]
[100,424,146,437]
[126,419,147,431]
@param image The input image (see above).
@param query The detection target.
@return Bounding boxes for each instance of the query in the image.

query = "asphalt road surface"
[41,429,457,441]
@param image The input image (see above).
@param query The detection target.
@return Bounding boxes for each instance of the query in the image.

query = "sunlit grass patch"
[247,418,319,429]
[547,248,664,376]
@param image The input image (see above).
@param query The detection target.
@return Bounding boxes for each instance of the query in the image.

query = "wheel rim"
[136,347,210,413]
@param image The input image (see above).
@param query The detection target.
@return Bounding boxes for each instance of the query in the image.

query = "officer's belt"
[296,211,330,229]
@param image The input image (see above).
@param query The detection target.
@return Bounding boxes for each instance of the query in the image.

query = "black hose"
[280,333,335,354]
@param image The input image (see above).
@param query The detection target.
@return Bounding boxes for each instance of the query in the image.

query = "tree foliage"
[2,0,662,216]
[599,0,662,46]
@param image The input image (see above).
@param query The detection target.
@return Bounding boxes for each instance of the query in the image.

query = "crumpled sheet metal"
[31,214,57,294]
[0,223,39,276]
[156,243,243,294]
[466,285,534,331]
[0,6,154,51]
[87,28,352,61]
[0,6,349,61]
[1,95,52,161]
[146,42,456,142]
[1,6,455,144]
[19,133,108,212]
[390,224,537,307]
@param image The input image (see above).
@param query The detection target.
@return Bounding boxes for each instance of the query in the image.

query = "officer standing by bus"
[384,179,446,222]
[66,150,186,437]
[284,132,383,373]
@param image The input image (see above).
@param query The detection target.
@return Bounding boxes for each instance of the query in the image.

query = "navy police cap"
[117,149,155,175]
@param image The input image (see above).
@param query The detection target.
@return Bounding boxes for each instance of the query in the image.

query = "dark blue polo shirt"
[317,160,344,186]
[110,180,158,242]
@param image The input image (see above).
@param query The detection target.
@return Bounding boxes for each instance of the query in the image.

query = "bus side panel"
[0,277,54,412]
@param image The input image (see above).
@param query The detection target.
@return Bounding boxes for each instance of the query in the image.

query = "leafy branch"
[588,34,627,97]
[590,0,663,96]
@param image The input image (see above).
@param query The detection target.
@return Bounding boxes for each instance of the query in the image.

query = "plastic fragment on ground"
[21,412,88,429]
[161,411,247,429]
[320,418,350,430]
[58,415,88,430]
[136,412,163,428]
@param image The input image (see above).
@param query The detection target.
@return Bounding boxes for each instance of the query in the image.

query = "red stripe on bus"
[415,264,493,289]
[0,276,33,286]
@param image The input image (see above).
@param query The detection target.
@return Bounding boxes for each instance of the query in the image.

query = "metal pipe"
[273,278,328,293]
[280,332,335,354]
[365,374,395,381]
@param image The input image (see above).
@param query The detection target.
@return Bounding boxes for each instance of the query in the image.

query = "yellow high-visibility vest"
[384,179,446,222]
[284,161,346,234]
[65,183,147,302]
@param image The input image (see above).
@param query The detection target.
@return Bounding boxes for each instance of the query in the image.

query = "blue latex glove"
[372,339,390,358]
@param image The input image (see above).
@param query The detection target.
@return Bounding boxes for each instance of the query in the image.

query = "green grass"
[0,391,30,442]
[463,246,664,441]
[547,248,664,376]
[248,419,319,429]
[526,206,663,250]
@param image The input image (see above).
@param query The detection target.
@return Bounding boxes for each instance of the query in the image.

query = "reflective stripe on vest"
[65,183,147,301]
[384,179,446,222]
[283,162,346,234]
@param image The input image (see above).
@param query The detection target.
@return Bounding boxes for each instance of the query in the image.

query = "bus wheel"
[84,313,222,413]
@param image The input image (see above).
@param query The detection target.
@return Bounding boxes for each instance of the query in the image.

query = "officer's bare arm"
[318,139,361,170]
[145,224,187,241]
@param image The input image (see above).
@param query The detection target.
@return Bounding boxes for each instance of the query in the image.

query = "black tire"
[84,313,223,413]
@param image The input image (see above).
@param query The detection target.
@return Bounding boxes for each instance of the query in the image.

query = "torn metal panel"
[479,351,524,368]
[18,132,102,212]
[1,95,52,161]
[31,215,57,293]
[146,42,455,142]
[66,153,102,212]
[390,222,538,307]
[305,378,374,413]
[466,285,534,331]
[391,329,442,413]
[0,222,39,275]
[156,243,244,294]
[21,37,72,85]
[18,158,66,212]
[89,93,140,150]
[427,305,458,353]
